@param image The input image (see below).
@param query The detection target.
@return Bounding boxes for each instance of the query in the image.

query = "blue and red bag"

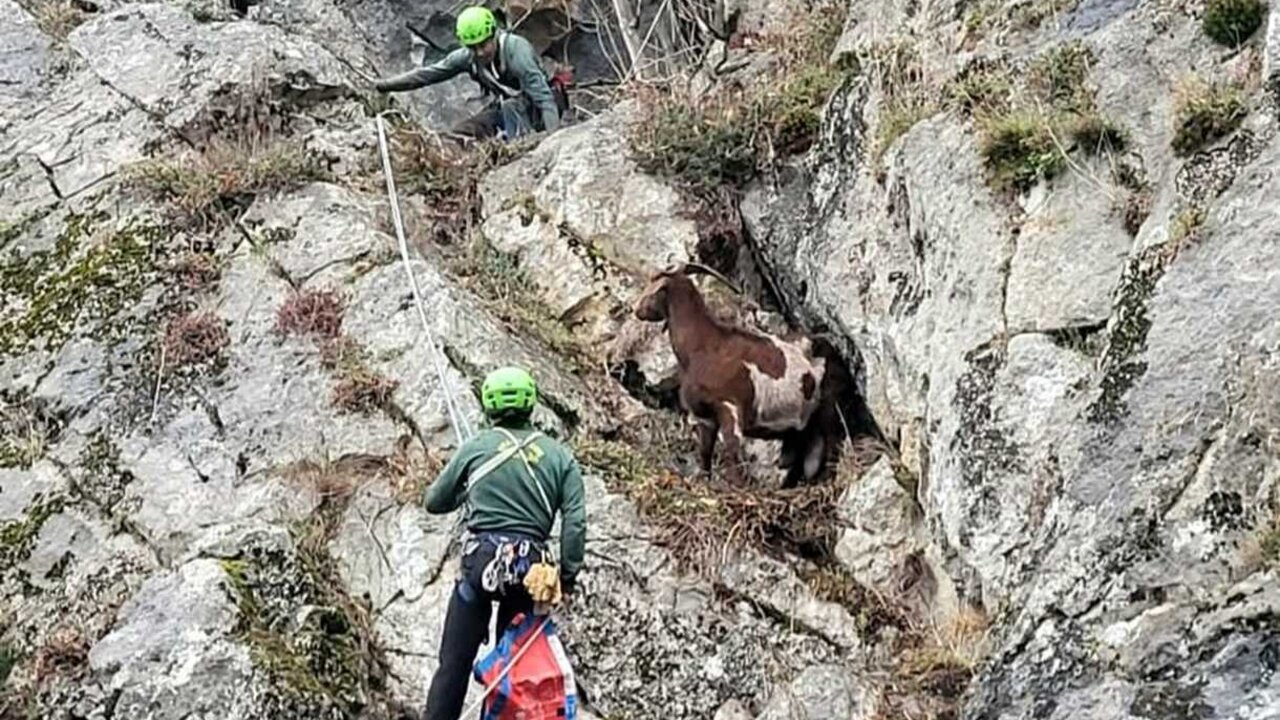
[472,612,578,720]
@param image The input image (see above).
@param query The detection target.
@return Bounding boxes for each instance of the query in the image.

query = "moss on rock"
[0,213,164,358]
[220,513,385,719]
[1202,0,1267,47]
[0,492,67,574]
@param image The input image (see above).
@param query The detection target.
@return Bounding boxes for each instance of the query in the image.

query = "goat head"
[634,273,671,322]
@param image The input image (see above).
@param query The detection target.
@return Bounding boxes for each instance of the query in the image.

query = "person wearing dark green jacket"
[374,5,561,141]
[420,365,585,720]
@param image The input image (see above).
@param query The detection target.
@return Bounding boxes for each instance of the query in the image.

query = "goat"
[633,262,835,487]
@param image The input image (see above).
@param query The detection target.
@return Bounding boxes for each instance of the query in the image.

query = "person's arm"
[557,457,586,591]
[376,48,470,92]
[424,441,476,514]
[507,36,560,132]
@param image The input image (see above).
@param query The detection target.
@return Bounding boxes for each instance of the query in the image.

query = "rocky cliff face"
[2,0,1278,718]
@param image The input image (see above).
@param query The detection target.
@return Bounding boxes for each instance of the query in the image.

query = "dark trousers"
[422,531,545,720]
[447,98,539,141]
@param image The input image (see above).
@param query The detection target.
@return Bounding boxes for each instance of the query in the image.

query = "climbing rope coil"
[374,112,570,717]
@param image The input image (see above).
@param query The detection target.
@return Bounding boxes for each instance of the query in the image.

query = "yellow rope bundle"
[523,562,562,609]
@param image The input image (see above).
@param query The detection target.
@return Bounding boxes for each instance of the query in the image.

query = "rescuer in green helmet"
[373,5,563,141]
[420,366,586,720]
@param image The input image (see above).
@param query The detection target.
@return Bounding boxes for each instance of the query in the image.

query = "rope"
[374,112,475,444]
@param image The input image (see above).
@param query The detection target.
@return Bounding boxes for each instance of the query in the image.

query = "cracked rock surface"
[4,0,1280,718]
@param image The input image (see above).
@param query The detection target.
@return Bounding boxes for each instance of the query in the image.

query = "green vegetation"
[76,433,134,513]
[859,40,943,163]
[978,112,1067,191]
[629,2,848,194]
[446,234,593,370]
[1172,76,1247,156]
[222,457,390,714]
[1203,0,1267,47]
[0,213,162,358]
[948,42,1130,193]
[1070,113,1129,155]
[963,0,1082,38]
[0,493,67,574]
[1169,206,1208,246]
[947,60,1014,115]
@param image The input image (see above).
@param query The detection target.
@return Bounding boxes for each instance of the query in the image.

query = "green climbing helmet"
[456,6,497,47]
[481,366,537,415]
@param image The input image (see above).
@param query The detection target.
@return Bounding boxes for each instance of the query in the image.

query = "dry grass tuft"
[862,40,943,163]
[126,140,323,228]
[275,288,345,339]
[31,627,89,684]
[166,251,221,293]
[377,123,533,247]
[27,0,89,39]
[123,81,326,229]
[331,367,399,416]
[1172,75,1247,156]
[162,311,230,369]
[574,411,886,574]
[629,1,847,194]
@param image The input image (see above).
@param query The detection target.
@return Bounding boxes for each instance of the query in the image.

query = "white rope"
[374,112,475,444]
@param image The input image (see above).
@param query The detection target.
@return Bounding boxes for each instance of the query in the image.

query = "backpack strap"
[467,429,554,518]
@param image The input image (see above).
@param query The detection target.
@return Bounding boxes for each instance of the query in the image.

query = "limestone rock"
[0,0,51,104]
[88,559,258,720]
[1005,167,1133,333]
[68,4,354,130]
[479,103,698,359]
[757,664,876,720]
[833,456,921,595]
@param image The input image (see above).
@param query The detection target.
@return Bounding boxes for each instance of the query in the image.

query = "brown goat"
[634,263,832,487]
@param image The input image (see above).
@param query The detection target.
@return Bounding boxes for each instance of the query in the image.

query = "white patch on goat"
[803,435,825,480]
[745,338,826,432]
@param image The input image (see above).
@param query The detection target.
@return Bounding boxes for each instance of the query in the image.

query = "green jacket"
[425,423,586,586]
[376,30,561,132]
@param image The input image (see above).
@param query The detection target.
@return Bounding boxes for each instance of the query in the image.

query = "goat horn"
[683,262,743,295]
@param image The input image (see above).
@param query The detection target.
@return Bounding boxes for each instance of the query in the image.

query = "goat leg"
[716,403,746,486]
[696,419,718,478]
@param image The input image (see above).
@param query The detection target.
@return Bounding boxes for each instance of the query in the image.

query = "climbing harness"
[374,112,474,445]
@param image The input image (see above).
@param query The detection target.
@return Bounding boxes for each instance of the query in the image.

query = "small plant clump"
[862,40,943,163]
[319,338,399,416]
[1202,0,1267,47]
[978,112,1067,191]
[446,235,593,370]
[166,251,221,293]
[162,311,230,370]
[20,0,89,40]
[1070,113,1129,155]
[126,141,323,228]
[629,2,847,194]
[275,288,345,340]
[960,41,1130,193]
[1171,76,1247,156]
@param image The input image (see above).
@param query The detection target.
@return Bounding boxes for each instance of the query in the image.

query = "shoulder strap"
[468,429,553,518]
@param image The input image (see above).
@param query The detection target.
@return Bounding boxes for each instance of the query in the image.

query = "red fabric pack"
[472,613,578,720]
